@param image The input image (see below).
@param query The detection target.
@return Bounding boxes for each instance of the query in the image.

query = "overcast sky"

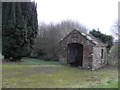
[35,0,118,35]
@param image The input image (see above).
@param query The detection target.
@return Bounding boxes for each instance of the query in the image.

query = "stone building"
[59,29,108,70]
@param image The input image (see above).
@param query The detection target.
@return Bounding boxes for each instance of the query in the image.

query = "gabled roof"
[59,29,106,46]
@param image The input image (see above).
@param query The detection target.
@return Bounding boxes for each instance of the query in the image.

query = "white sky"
[35,0,119,35]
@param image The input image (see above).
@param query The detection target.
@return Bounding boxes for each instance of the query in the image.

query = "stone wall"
[59,30,94,69]
[59,30,107,70]
[92,46,107,70]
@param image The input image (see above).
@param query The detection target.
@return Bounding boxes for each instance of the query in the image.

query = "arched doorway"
[67,43,83,67]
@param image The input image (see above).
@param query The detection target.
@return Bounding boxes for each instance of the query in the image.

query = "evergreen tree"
[90,29,113,52]
[2,2,38,61]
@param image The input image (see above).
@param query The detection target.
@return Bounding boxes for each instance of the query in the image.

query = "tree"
[57,20,88,38]
[32,23,60,60]
[90,29,113,52]
[112,20,120,42]
[31,20,88,60]
[2,2,38,61]
[111,20,120,61]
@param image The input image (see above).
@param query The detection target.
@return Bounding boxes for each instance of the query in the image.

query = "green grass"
[21,57,60,65]
[2,57,60,65]
[2,58,118,88]
[94,80,118,88]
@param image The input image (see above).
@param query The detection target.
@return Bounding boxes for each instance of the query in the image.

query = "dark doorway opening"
[67,43,83,67]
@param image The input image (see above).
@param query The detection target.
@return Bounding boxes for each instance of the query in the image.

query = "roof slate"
[59,29,106,46]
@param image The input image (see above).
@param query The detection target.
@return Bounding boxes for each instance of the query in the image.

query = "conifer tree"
[2,2,38,61]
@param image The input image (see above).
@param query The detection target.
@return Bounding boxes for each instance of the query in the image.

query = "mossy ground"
[2,58,118,88]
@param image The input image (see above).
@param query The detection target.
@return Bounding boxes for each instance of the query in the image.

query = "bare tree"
[56,20,88,38]
[112,20,120,41]
[31,20,88,60]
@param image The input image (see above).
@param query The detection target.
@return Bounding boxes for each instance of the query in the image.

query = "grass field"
[2,58,118,88]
